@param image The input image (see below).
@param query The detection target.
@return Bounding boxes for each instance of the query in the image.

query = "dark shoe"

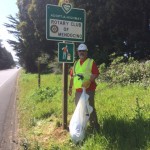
[90,123,101,132]
[94,123,100,132]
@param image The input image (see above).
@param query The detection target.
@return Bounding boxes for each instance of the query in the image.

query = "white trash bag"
[69,88,93,143]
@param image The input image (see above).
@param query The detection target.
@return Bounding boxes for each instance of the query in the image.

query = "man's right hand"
[68,88,72,96]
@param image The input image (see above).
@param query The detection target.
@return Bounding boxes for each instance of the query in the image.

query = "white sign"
[50,19,83,39]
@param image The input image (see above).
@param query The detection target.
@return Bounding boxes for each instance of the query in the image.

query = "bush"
[31,87,59,102]
[98,56,150,87]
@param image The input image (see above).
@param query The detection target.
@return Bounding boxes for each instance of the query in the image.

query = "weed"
[18,71,150,150]
[32,87,59,102]
[50,145,61,150]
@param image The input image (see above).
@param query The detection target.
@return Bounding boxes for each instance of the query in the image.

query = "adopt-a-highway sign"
[46,4,86,42]
[58,42,74,63]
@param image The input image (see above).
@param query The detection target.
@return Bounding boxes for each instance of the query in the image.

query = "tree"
[4,15,24,66]
[5,0,150,72]
[75,0,150,63]
[5,0,58,72]
[0,40,15,70]
[16,0,57,72]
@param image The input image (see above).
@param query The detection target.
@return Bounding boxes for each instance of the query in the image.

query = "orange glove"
[82,80,91,89]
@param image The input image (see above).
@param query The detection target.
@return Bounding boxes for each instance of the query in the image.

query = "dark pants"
[75,91,99,128]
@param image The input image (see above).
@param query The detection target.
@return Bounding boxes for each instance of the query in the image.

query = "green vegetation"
[0,40,15,69]
[5,0,150,72]
[99,55,150,87]
[18,68,150,149]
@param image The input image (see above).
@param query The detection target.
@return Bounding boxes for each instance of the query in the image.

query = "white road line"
[0,78,10,88]
[0,69,18,88]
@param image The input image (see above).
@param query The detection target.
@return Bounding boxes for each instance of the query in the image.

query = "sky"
[0,0,18,61]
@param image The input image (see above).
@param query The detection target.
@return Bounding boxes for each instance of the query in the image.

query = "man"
[68,43,100,131]
[62,45,68,60]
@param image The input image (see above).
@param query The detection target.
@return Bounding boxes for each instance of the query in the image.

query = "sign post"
[38,60,41,88]
[46,3,86,130]
[62,62,68,129]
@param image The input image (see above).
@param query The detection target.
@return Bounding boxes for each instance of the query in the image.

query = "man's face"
[78,50,87,59]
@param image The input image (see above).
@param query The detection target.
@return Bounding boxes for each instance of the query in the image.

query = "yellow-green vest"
[73,58,93,89]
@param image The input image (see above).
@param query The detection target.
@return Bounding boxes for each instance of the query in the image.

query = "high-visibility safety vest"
[73,58,93,89]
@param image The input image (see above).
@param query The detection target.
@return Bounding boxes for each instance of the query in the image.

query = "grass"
[17,70,150,150]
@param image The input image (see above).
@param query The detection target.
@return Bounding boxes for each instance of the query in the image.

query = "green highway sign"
[58,42,74,63]
[46,4,86,42]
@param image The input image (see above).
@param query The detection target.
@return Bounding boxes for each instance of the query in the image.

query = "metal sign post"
[60,41,74,129]
[46,3,86,130]
[38,60,41,88]
[62,62,68,129]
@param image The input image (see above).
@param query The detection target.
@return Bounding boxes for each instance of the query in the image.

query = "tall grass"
[18,70,150,150]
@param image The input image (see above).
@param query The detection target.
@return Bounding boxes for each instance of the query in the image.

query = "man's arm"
[90,74,99,82]
[69,77,73,88]
[90,61,99,81]
[82,61,99,88]
[68,68,73,96]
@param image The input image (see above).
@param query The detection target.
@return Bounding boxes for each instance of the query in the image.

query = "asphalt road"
[0,69,19,150]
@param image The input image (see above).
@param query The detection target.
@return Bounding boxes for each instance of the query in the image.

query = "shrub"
[31,87,59,102]
[98,56,150,87]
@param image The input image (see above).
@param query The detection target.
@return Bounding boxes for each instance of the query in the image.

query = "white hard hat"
[77,44,88,51]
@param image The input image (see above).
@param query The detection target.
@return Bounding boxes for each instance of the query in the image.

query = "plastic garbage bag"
[69,88,93,143]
